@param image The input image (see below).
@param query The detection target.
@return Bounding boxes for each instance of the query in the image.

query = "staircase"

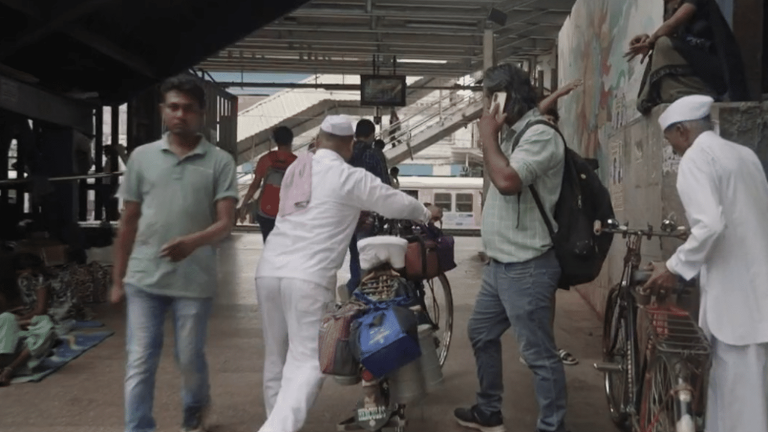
[234,75,455,165]
[380,83,484,166]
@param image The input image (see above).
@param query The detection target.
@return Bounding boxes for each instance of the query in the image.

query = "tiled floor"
[0,234,617,432]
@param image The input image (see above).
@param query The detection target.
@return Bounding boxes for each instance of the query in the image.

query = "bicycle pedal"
[593,362,623,373]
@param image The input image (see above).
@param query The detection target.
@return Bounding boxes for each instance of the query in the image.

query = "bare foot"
[0,368,13,386]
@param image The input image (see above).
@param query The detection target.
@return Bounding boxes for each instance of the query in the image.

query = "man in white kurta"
[647,95,768,432]
[254,115,439,432]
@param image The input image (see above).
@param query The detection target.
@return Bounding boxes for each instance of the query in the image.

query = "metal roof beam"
[0,0,114,59]
[218,46,478,59]
[198,62,475,77]
[215,81,481,91]
[0,0,155,78]
[262,23,483,37]
[0,0,39,16]
[241,32,483,48]
[66,28,157,78]
[0,74,94,134]
[289,5,488,20]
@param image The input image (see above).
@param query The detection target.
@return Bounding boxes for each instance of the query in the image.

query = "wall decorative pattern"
[557,0,663,180]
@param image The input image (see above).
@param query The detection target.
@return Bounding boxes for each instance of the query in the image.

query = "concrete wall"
[577,102,768,316]
[555,0,759,316]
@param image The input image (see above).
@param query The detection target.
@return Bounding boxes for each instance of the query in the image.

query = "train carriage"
[398,176,483,233]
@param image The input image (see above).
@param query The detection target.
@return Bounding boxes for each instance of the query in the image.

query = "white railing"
[379,81,482,160]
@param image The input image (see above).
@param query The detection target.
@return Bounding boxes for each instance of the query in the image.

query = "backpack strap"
[511,119,568,240]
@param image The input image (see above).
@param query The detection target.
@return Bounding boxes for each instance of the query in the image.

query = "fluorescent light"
[397,59,448,64]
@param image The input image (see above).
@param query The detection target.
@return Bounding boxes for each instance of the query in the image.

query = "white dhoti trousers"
[706,338,768,432]
[256,277,333,432]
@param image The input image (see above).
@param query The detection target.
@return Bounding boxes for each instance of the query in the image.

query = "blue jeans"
[468,250,567,432]
[124,285,213,432]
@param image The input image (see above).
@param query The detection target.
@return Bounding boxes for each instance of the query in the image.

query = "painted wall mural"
[557,0,663,181]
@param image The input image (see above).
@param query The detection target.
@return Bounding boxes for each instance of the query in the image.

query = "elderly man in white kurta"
[254,115,441,432]
[646,95,768,432]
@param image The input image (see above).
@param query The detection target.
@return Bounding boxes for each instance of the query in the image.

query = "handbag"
[404,236,440,281]
[318,301,368,377]
[424,224,457,273]
[403,224,456,280]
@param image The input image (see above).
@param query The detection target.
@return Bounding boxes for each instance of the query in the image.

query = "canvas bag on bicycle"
[318,300,368,377]
[349,294,421,379]
[511,120,615,288]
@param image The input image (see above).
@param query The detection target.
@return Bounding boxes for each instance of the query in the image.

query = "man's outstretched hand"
[428,205,443,224]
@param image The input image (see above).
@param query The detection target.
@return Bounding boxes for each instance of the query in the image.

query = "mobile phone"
[490,91,508,116]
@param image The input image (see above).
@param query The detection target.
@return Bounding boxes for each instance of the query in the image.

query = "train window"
[402,190,419,200]
[434,193,452,212]
[456,193,474,212]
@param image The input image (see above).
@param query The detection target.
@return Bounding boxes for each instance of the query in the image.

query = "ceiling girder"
[198,0,575,76]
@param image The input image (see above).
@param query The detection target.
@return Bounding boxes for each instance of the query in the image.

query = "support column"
[482,28,495,208]
[94,108,104,221]
[731,0,764,99]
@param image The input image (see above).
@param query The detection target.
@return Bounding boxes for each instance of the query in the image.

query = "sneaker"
[454,406,506,432]
[181,405,210,432]
[558,349,579,366]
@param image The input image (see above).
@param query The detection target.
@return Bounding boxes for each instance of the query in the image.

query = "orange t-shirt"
[255,150,297,178]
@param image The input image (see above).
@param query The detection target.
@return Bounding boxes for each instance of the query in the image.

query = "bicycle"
[364,215,454,368]
[337,215,455,432]
[594,219,712,432]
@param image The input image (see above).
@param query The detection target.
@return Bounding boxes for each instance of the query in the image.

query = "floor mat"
[11,329,115,384]
[74,320,105,329]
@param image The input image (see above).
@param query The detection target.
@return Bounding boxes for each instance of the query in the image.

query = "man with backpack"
[239,126,297,242]
[455,64,570,432]
[342,119,391,298]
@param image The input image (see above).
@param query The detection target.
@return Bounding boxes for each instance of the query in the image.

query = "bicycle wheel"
[601,286,633,430]
[422,273,454,368]
[640,354,683,432]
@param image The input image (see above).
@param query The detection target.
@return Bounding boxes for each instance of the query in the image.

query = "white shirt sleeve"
[351,168,431,223]
[667,149,726,280]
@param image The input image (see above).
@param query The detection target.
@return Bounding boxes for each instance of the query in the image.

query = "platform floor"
[0,234,617,432]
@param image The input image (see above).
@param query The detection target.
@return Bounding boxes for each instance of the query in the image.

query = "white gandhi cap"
[658,95,715,131]
[320,115,355,136]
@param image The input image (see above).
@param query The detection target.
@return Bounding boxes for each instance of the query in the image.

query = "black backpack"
[512,120,615,289]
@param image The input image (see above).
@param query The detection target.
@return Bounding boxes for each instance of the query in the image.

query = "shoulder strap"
[529,185,555,238]
[517,119,568,240]
[511,119,566,152]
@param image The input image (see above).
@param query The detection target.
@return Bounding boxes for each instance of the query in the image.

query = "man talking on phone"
[454,64,569,432]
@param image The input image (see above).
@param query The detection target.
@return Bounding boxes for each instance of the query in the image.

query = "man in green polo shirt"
[111,75,238,432]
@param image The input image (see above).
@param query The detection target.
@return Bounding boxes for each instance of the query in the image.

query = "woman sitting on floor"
[13,254,82,332]
[626,0,749,114]
[0,281,57,386]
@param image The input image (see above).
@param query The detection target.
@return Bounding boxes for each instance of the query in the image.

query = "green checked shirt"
[482,109,565,263]
[118,134,239,298]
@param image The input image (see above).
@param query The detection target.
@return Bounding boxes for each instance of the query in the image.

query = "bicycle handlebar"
[601,225,689,240]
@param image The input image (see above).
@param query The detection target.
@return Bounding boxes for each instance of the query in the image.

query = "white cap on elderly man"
[320,115,355,136]
[658,95,715,131]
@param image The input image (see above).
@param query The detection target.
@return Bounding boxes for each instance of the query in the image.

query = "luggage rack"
[358,269,401,302]
[642,304,711,357]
